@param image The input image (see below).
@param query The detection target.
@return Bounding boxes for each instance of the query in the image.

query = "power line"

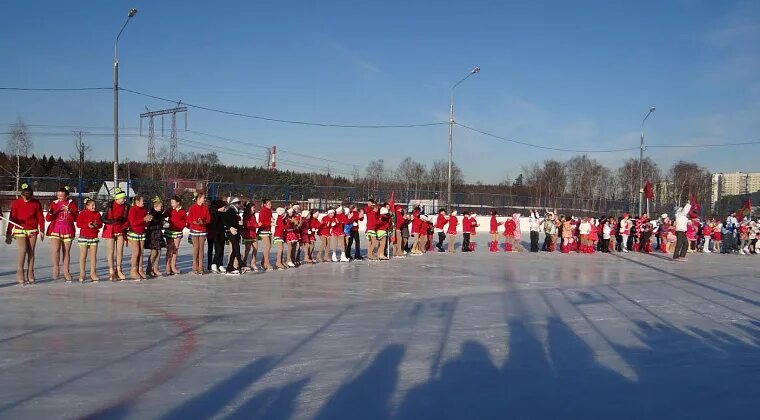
[648,140,760,148]
[120,87,448,129]
[185,130,270,150]
[455,122,640,153]
[0,87,110,91]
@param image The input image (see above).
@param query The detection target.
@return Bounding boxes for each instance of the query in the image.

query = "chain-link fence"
[10,176,756,218]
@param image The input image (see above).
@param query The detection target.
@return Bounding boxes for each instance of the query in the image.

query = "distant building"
[167,179,207,195]
[711,172,760,210]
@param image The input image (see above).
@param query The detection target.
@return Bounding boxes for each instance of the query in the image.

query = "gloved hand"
[230,227,238,235]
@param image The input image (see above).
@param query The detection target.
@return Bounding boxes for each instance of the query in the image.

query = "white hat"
[276,207,285,216]
[286,208,294,216]
[661,213,668,219]
[336,206,344,214]
[327,209,335,215]
[293,204,301,211]
[228,197,240,206]
[301,210,310,218]
[451,210,458,216]
[380,207,388,215]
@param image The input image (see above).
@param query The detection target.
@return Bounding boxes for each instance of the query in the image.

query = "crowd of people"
[3,183,759,286]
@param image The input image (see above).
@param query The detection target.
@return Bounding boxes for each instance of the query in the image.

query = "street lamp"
[638,106,655,216]
[448,66,480,210]
[113,8,138,189]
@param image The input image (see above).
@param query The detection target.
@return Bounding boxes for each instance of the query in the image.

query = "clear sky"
[1,0,759,183]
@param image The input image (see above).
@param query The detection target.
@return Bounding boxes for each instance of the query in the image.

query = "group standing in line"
[4,184,759,285]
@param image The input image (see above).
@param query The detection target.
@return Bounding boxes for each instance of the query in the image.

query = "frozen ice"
[0,238,758,419]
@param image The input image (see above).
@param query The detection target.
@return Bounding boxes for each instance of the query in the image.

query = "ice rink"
[1,240,759,420]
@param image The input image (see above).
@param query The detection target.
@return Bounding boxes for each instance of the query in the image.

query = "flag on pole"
[688,194,701,219]
[737,197,752,220]
[644,180,654,200]
[389,191,396,244]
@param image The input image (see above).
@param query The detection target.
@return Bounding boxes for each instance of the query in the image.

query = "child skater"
[164,196,186,275]
[329,208,343,262]
[257,199,274,270]
[376,206,391,260]
[101,187,128,281]
[489,211,502,252]
[76,198,102,282]
[144,196,166,278]
[5,183,45,285]
[242,201,259,271]
[46,186,78,281]
[318,209,334,262]
[127,195,151,280]
[309,208,321,263]
[274,207,288,269]
[503,213,517,252]
[446,210,459,253]
[285,207,299,267]
[511,213,523,252]
[223,197,244,274]
[188,193,211,275]
[299,210,313,264]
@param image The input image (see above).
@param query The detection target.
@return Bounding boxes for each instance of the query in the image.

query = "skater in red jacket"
[101,187,129,280]
[446,210,459,253]
[187,193,211,274]
[489,211,502,252]
[5,183,45,285]
[163,196,187,275]
[46,186,78,281]
[76,198,102,282]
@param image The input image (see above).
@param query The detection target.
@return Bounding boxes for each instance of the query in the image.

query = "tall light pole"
[638,106,655,216]
[448,66,480,210]
[113,8,138,189]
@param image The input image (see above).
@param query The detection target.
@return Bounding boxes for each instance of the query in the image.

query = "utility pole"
[73,131,89,208]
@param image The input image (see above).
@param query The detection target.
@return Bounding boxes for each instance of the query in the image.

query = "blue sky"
[1,0,759,183]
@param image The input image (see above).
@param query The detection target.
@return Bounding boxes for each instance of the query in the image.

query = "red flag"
[737,198,752,220]
[688,194,701,219]
[389,191,396,244]
[644,180,654,200]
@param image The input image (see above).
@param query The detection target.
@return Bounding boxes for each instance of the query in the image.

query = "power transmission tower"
[140,105,187,179]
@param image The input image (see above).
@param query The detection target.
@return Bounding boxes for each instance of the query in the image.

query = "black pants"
[542,234,551,251]
[530,231,539,252]
[206,232,215,271]
[674,231,688,259]
[346,230,361,258]
[210,232,225,268]
[226,232,243,271]
[462,233,471,251]
[601,238,610,252]
[437,232,446,250]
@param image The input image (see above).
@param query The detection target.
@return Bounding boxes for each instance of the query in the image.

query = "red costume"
[128,206,148,234]
[45,199,78,238]
[77,209,103,239]
[446,215,458,235]
[258,206,273,234]
[6,197,45,236]
[187,204,211,233]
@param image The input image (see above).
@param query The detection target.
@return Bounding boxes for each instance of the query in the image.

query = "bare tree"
[667,161,710,208]
[615,157,660,209]
[395,157,416,192]
[365,159,385,192]
[427,159,463,194]
[3,118,34,191]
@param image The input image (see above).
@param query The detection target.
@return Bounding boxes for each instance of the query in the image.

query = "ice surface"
[0,239,758,419]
